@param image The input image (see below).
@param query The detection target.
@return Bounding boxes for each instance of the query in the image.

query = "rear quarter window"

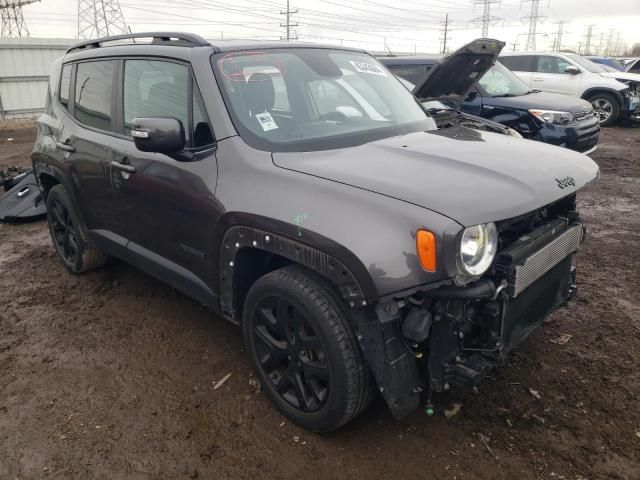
[499,55,535,72]
[59,64,72,109]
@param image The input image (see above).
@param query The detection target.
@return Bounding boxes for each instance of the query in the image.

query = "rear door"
[531,55,582,95]
[499,55,535,87]
[108,57,219,301]
[58,59,124,251]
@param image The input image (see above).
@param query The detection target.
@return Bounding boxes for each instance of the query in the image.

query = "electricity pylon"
[0,0,40,38]
[470,0,503,37]
[522,0,544,51]
[77,0,128,39]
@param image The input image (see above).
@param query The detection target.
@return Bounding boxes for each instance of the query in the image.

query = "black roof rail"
[66,32,210,54]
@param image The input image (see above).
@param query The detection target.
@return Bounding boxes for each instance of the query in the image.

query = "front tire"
[589,93,620,127]
[46,184,108,273]
[242,265,374,432]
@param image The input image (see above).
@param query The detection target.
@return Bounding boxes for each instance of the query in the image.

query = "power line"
[280,0,297,41]
[78,0,128,39]
[0,0,39,37]
[470,0,502,37]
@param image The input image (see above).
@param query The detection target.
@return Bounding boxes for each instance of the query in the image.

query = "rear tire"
[242,265,374,432]
[588,93,620,127]
[46,184,108,273]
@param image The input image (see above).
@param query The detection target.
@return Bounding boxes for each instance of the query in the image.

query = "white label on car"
[255,112,278,131]
[349,61,387,77]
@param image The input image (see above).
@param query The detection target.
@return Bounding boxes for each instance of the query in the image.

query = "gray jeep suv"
[33,33,599,432]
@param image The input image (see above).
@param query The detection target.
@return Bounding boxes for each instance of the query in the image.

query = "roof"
[65,32,365,57]
[500,51,578,56]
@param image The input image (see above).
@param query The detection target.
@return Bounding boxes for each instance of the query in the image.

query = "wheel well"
[39,173,60,198]
[581,89,621,104]
[232,248,292,319]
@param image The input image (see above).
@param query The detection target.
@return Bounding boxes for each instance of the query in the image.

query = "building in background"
[0,37,73,119]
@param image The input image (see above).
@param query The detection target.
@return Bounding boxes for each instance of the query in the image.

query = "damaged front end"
[354,196,583,419]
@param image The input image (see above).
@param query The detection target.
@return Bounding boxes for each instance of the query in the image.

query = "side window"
[536,56,573,74]
[629,60,640,74]
[74,60,115,131]
[59,64,72,109]
[123,59,189,137]
[192,85,214,148]
[500,55,535,72]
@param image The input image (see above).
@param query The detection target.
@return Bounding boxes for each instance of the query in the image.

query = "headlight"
[528,109,574,125]
[459,223,498,276]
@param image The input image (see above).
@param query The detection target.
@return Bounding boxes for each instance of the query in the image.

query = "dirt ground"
[1,120,639,480]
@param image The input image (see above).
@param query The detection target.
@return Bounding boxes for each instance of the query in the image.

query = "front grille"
[512,224,583,297]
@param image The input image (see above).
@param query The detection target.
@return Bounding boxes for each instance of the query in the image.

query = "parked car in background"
[381,55,599,154]
[34,34,600,431]
[586,56,626,72]
[499,52,640,126]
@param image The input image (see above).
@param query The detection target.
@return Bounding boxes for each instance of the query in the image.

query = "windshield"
[477,62,531,97]
[212,49,431,151]
[565,54,605,73]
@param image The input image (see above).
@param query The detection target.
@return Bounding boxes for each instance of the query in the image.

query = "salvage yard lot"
[1,121,639,479]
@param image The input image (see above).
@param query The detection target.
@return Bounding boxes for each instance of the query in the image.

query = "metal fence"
[0,37,75,120]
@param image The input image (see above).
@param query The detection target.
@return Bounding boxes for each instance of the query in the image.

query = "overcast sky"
[20,0,640,54]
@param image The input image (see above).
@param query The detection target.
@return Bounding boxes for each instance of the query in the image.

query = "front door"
[532,55,582,96]
[109,58,220,302]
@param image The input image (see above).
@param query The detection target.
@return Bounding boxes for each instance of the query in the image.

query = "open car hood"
[412,38,505,106]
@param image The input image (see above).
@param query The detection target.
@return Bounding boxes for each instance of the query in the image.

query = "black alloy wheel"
[242,266,375,432]
[253,295,330,412]
[49,194,80,265]
[45,184,109,273]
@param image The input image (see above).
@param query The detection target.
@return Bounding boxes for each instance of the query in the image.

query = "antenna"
[77,0,128,40]
[0,0,39,38]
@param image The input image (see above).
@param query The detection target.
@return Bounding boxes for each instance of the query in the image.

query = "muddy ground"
[1,120,639,480]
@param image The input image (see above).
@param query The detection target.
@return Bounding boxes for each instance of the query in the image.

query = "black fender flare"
[216,213,376,318]
[31,156,88,226]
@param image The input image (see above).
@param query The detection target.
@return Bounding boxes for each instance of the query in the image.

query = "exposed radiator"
[511,224,583,297]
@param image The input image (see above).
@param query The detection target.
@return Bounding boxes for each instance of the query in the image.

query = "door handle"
[110,161,136,174]
[55,141,75,152]
[533,77,543,81]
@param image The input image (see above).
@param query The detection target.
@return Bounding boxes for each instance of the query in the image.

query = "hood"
[599,71,640,84]
[412,38,505,106]
[272,128,599,227]
[482,90,594,114]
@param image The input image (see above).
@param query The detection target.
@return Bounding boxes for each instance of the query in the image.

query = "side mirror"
[131,118,185,154]
[564,65,581,75]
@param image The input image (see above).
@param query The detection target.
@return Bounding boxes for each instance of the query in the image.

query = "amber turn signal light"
[416,230,437,272]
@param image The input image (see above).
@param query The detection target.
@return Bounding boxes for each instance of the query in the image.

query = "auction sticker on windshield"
[255,112,279,132]
[349,61,388,77]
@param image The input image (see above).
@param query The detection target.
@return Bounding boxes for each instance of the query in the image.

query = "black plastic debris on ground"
[0,167,47,223]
